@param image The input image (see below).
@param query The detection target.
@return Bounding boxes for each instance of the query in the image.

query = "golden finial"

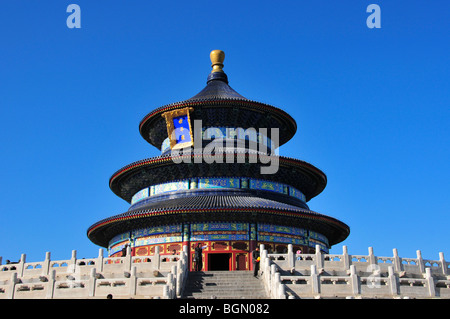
[210,50,225,73]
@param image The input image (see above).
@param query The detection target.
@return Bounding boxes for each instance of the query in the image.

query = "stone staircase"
[181,271,268,299]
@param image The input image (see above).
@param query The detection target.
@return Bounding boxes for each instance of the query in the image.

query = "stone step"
[188,275,258,282]
[189,271,253,278]
[187,277,261,282]
[186,293,268,299]
[184,284,264,290]
[186,276,262,284]
[185,290,266,297]
[186,288,265,296]
[185,285,263,291]
[181,271,268,299]
[185,284,265,290]
[188,277,260,282]
[187,275,260,282]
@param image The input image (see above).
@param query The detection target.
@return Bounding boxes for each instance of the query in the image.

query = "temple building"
[87,50,350,272]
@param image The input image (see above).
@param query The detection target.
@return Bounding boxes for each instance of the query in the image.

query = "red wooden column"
[249,223,257,270]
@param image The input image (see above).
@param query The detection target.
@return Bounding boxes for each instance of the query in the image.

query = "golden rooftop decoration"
[210,49,225,73]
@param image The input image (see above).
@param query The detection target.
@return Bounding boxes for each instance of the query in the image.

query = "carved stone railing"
[259,245,285,299]
[260,244,449,299]
[1,243,447,299]
[0,245,189,299]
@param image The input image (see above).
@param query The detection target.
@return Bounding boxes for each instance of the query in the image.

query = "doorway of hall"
[208,253,231,271]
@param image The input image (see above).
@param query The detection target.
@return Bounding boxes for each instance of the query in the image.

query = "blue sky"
[0,1,448,263]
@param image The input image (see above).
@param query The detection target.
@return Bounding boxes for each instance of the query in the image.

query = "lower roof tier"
[109,152,327,204]
[87,194,350,248]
